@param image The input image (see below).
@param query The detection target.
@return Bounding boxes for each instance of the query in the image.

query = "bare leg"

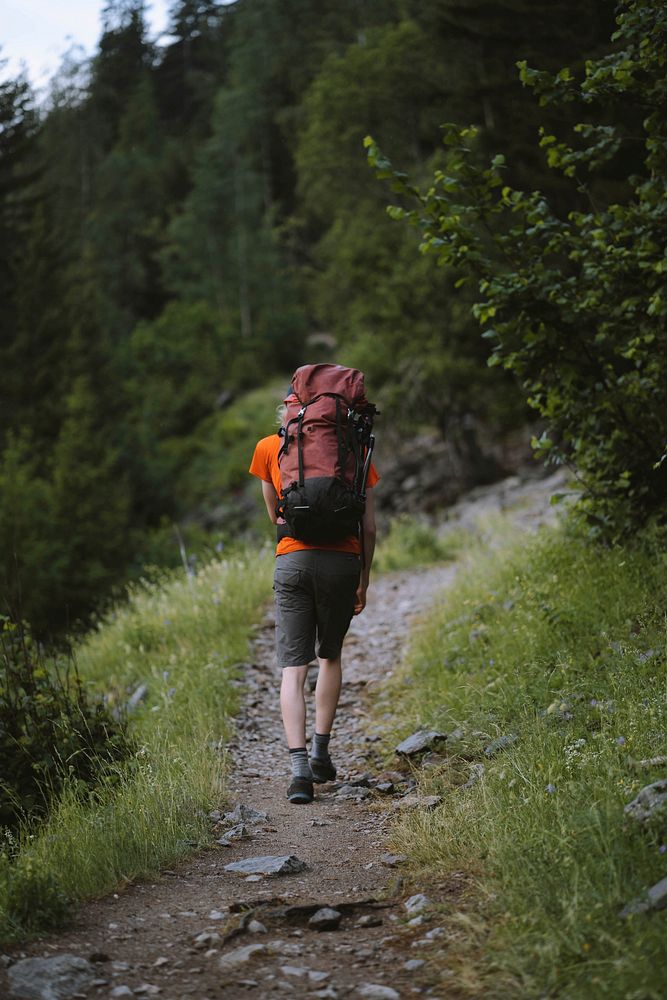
[314,654,342,735]
[280,665,309,748]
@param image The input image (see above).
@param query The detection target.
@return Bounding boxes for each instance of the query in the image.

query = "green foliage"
[367,0,667,536]
[0,855,69,941]
[387,520,667,998]
[0,618,134,831]
[374,514,464,573]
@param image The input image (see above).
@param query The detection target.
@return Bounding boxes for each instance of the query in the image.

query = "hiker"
[249,364,379,804]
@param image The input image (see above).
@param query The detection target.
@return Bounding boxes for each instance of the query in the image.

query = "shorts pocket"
[273,567,302,591]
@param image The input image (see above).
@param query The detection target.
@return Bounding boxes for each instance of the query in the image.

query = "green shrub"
[375,514,464,573]
[0,618,135,830]
[367,1,667,537]
[0,854,69,940]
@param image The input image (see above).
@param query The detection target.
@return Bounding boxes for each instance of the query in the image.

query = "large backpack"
[276,364,376,544]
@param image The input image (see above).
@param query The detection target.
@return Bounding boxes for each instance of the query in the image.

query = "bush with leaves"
[0,618,135,831]
[366,0,667,538]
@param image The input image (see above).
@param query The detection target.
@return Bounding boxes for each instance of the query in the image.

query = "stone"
[313,988,338,999]
[222,803,268,826]
[336,784,372,801]
[356,986,400,1000]
[8,954,96,1000]
[403,959,425,971]
[396,794,442,811]
[247,919,268,934]
[134,987,161,996]
[424,927,445,940]
[217,943,267,972]
[648,876,667,909]
[208,910,225,921]
[309,970,330,982]
[219,823,251,842]
[395,731,447,757]
[224,855,308,876]
[619,897,650,919]
[375,782,395,794]
[484,734,518,756]
[110,988,134,998]
[309,907,342,931]
[404,893,432,915]
[624,780,667,825]
[380,854,407,868]
[193,931,221,949]
[356,914,383,928]
[631,755,667,769]
[620,876,667,918]
[280,965,308,978]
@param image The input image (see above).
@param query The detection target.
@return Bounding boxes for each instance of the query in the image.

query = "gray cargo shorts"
[273,550,361,668]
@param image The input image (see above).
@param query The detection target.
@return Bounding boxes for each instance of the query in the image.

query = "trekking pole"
[359,434,375,497]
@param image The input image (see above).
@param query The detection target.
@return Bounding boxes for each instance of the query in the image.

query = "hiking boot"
[310,757,337,784]
[287,775,314,804]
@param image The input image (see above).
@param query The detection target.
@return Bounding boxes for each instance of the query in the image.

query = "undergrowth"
[385,518,667,999]
[374,513,464,573]
[0,548,272,943]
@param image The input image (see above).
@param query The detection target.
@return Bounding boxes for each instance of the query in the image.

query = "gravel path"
[2,470,565,1000]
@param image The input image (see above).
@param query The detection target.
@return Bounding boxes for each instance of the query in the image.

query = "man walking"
[249,367,378,803]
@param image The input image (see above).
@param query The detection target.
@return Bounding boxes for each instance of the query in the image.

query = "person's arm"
[354,490,376,615]
[261,480,279,524]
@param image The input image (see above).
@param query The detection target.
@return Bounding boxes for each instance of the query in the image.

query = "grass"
[374,513,465,573]
[383,517,667,999]
[0,547,273,942]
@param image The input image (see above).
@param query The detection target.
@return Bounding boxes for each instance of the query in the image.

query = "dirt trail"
[2,470,566,1000]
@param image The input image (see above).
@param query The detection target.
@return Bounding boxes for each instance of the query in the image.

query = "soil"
[1,470,566,1000]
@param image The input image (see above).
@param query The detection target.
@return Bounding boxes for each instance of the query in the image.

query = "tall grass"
[0,548,273,941]
[386,520,667,999]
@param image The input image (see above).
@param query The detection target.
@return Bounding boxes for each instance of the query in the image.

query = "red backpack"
[276,364,376,544]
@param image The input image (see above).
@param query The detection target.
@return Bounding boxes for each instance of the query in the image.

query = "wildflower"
[215,541,224,553]
[590,698,598,707]
[546,783,556,794]
[659,845,666,855]
[616,736,626,746]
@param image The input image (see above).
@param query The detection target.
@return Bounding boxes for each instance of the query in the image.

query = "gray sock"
[311,732,331,762]
[289,747,313,780]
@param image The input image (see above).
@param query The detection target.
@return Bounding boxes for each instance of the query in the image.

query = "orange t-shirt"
[249,433,379,556]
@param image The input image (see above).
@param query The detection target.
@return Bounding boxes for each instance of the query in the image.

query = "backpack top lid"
[289,363,366,407]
